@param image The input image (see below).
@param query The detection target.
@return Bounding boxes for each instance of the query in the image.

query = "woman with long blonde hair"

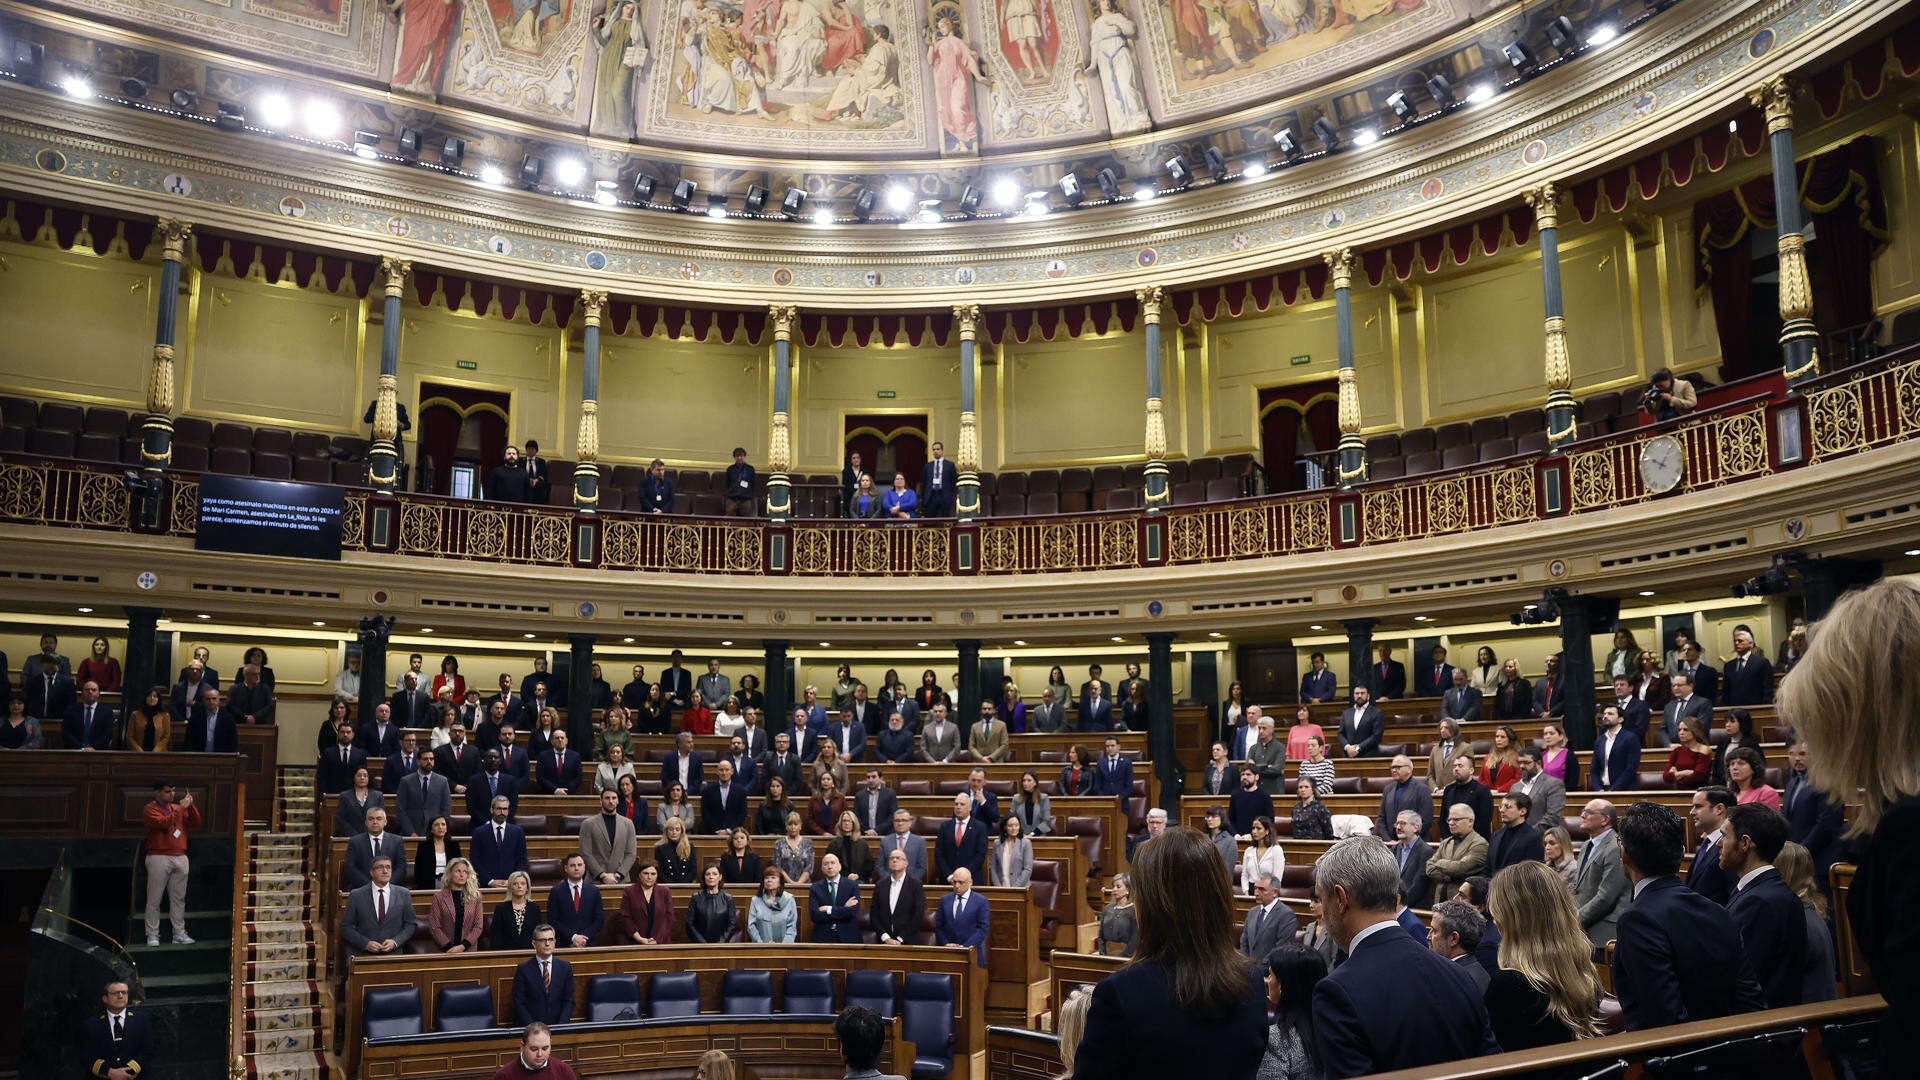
[1055,985,1093,1080]
[653,816,697,883]
[1774,841,1838,1003]
[429,857,483,953]
[1485,861,1603,1047]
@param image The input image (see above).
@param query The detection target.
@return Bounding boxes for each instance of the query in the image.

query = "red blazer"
[1663,744,1714,788]
[614,884,675,944]
[429,890,484,950]
[1479,758,1520,793]
[1634,673,1672,711]
[432,674,468,702]
[808,793,848,836]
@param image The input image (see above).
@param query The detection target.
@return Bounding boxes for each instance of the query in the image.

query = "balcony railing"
[4,350,1918,577]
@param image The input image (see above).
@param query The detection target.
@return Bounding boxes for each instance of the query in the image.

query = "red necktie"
[375,888,386,923]
[542,961,551,992]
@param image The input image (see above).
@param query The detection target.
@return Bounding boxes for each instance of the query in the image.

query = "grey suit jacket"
[878,831,928,882]
[393,770,452,837]
[1027,702,1066,734]
[1574,828,1630,946]
[1512,773,1566,830]
[1239,899,1298,959]
[920,721,961,763]
[344,831,408,889]
[989,837,1032,887]
[1010,792,1052,836]
[340,883,418,956]
[578,811,638,884]
[1245,737,1288,794]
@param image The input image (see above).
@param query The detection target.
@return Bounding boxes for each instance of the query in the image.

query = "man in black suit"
[183,687,239,753]
[81,979,152,1080]
[1487,792,1545,875]
[1415,644,1457,698]
[511,925,573,1025]
[535,729,583,795]
[547,855,606,948]
[1611,801,1766,1030]
[64,680,116,750]
[761,731,803,796]
[382,731,422,796]
[25,653,74,722]
[1532,653,1566,718]
[231,665,275,725]
[486,673,525,729]
[637,457,675,514]
[871,847,925,945]
[318,721,368,795]
[619,665,650,713]
[436,723,480,793]
[1591,704,1642,791]
[1370,642,1407,700]
[1676,642,1719,705]
[1659,672,1712,747]
[1338,685,1385,758]
[388,671,433,729]
[485,444,532,502]
[520,656,563,707]
[1722,630,1774,706]
[1391,811,1432,906]
[919,440,958,518]
[170,658,217,720]
[1374,756,1431,839]
[657,650,694,711]
[1426,900,1491,994]
[1782,742,1845,890]
[1438,669,1480,723]
[466,749,522,822]
[1722,803,1809,1008]
[1310,836,1498,1076]
[343,807,408,888]
[1609,676,1653,744]
[854,768,897,835]
[358,702,403,758]
[700,758,749,834]
[495,724,531,782]
[934,792,988,884]
[522,439,551,504]
[1685,786,1736,906]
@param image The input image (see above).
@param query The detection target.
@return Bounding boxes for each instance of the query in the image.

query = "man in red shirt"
[142,779,200,947]
[491,1022,576,1080]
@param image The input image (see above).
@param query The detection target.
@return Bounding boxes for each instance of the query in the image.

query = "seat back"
[1026,492,1059,515]
[901,973,956,1076]
[362,986,423,1040]
[1026,469,1061,495]
[784,968,836,1014]
[721,969,775,1015]
[433,983,494,1032]
[647,971,703,1017]
[586,973,643,1022]
[1819,1017,1882,1080]
[844,969,897,1020]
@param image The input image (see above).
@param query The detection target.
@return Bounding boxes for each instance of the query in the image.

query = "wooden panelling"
[38,719,277,824]
[987,1025,1062,1080]
[1831,863,1875,997]
[0,751,242,837]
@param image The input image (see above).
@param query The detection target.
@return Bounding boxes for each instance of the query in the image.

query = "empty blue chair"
[901,973,955,1078]
[648,972,703,1018]
[783,969,836,1014]
[362,986,423,1039]
[586,974,643,1022]
[845,969,897,1020]
[721,970,776,1015]
[434,983,494,1032]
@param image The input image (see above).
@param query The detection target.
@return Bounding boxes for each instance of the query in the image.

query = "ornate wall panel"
[41,0,389,77]
[185,267,367,431]
[995,330,1157,467]
[439,0,596,122]
[972,0,1102,147]
[0,229,162,408]
[595,332,769,465]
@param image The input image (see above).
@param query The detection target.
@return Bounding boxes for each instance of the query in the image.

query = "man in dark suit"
[81,979,152,1080]
[854,768,897,835]
[1375,756,1431,839]
[182,687,239,753]
[919,440,958,518]
[535,729,583,795]
[871,848,925,944]
[1722,803,1809,1008]
[494,725,531,783]
[637,458,676,514]
[522,439,552,504]
[761,732,803,796]
[1532,653,1567,718]
[520,656,563,708]
[657,650,694,710]
[1091,735,1134,798]
[1612,801,1766,1030]
[511,926,573,1025]
[382,731,422,796]
[64,680,116,750]
[170,659,216,720]
[318,722,368,795]
[1311,835,1498,1075]
[809,852,864,942]
[936,867,991,967]
[1592,704,1643,790]
[826,706,868,764]
[339,856,418,958]
[472,794,530,888]
[435,724,480,792]
[1415,644,1458,698]
[1440,756,1494,838]
[487,673,525,729]
[848,683,883,737]
[659,730,704,794]
[1338,686,1385,758]
[358,702,403,758]
[388,671,433,729]
[1438,669,1480,722]
[1676,642,1719,705]
[1657,672,1712,747]
[231,665,275,725]
[343,808,408,888]
[1608,676,1653,743]
[1782,742,1845,888]
[1079,675,1114,733]
[466,749,522,822]
[935,793,988,884]
[1683,786,1736,907]
[1487,792,1545,875]
[1391,811,1432,906]
[1426,900,1491,993]
[1722,630,1774,706]
[394,749,451,837]
[1240,873,1298,959]
[25,654,74,722]
[1370,642,1407,700]
[485,444,533,502]
[547,855,606,948]
[1299,651,1337,703]
[700,758,749,834]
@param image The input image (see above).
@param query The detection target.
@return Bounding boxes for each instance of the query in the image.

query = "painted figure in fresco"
[821,0,871,73]
[695,7,773,113]
[499,0,566,52]
[809,23,900,118]
[1085,0,1148,133]
[594,0,648,134]
[773,0,829,88]
[390,0,462,95]
[928,15,986,150]
[1000,0,1050,80]
[741,0,782,74]
[1217,0,1269,60]
[1169,0,1234,76]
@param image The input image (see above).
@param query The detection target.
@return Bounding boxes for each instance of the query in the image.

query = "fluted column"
[370,257,410,495]
[136,218,191,529]
[575,290,606,514]
[1751,77,1820,386]
[1326,249,1366,490]
[954,304,982,523]
[766,304,796,522]
[1525,183,1578,450]
[1138,286,1170,512]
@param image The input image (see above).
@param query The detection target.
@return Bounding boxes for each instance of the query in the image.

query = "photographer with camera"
[1639,368,1697,422]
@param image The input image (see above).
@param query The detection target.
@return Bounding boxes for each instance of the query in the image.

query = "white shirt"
[1736,864,1773,892]
[676,755,691,788]
[887,873,907,912]
[372,884,391,913]
[1597,730,1617,785]
[1703,826,1723,847]
[1347,918,1398,954]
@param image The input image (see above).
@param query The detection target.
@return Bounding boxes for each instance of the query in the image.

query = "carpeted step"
[242,1048,327,1080]
[244,980,323,1010]
[247,920,316,945]
[244,1027,319,1055]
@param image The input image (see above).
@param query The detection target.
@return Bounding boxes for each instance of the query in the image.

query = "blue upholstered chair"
[433,983,494,1032]
[362,986,423,1040]
[844,969,898,1020]
[585,973,643,1022]
[647,972,703,1018]
[782,969,836,1014]
[721,970,776,1015]
[901,972,955,1078]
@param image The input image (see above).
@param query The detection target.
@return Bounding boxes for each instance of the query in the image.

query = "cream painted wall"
[0,239,161,409]
[583,331,768,467]
[791,341,961,474]
[185,269,365,432]
[996,331,1163,468]
[1204,290,1395,456]
[1872,118,1920,317]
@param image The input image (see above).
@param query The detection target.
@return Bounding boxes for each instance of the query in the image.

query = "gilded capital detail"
[1144,397,1168,461]
[372,373,399,443]
[769,411,791,473]
[380,256,411,298]
[1749,76,1797,134]
[576,399,599,463]
[1323,249,1354,292]
[580,289,607,327]
[1336,367,1362,436]
[155,218,193,264]
[769,303,797,342]
[1544,315,1572,391]
[1523,183,1560,232]
[957,410,981,473]
[1135,286,1163,325]
[953,303,980,340]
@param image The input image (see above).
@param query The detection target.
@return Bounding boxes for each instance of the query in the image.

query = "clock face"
[1639,435,1685,494]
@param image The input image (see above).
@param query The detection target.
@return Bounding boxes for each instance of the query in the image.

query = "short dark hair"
[1652,366,1673,382]
[1725,803,1791,862]
[151,778,170,790]
[834,1005,887,1069]
[1309,651,1324,662]
[1460,875,1490,909]
[524,439,539,452]
[732,447,747,456]
[1504,791,1532,814]
[1698,785,1736,811]
[1618,800,1686,877]
[1432,899,1485,951]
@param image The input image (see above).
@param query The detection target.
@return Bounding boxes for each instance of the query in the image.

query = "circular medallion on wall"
[35,149,68,173]
[136,571,158,590]
[278,195,307,218]
[772,267,794,286]
[1044,259,1067,279]
[585,251,608,271]
[1783,517,1806,540]
[863,270,884,287]
[487,235,512,256]
[1322,209,1345,229]
[1420,178,1444,201]
[1147,600,1164,618]
[772,610,788,623]
[1749,29,1775,58]
[1137,248,1157,268]
[1521,140,1547,166]
[954,267,975,285]
[578,601,597,618]
[1340,585,1358,602]
[372,590,389,605]
[1630,92,1657,119]
[679,261,701,280]
[386,216,412,238]
[161,172,192,196]
[1229,231,1251,252]
[1548,559,1567,578]
[959,610,976,624]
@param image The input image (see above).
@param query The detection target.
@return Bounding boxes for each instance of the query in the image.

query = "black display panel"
[194,474,345,561]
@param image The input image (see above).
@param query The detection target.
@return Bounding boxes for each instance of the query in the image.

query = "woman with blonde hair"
[654,816,697,883]
[828,809,874,881]
[694,1049,734,1080]
[490,869,541,950]
[1541,825,1579,891]
[1485,861,1603,1048]
[1774,841,1838,1004]
[1054,985,1093,1080]
[595,743,636,795]
[429,857,483,953]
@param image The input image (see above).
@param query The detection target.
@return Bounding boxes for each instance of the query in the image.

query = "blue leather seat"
[845,969,897,1020]
[783,969,835,1014]
[586,973,643,1022]
[362,986,423,1039]
[434,983,494,1032]
[721,970,775,1015]
[901,973,955,1078]
[648,972,703,1018]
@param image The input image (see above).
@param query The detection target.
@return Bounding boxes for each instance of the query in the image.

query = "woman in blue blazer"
[845,474,884,519]
[882,473,918,520]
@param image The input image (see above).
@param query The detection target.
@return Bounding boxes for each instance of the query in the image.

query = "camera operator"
[1639,368,1697,422]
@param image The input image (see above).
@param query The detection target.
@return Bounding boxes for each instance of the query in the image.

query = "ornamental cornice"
[0,0,1904,309]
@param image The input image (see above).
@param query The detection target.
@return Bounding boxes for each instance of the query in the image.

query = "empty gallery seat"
[432,983,494,1033]
[721,970,776,1015]
[647,972,702,1018]
[586,974,642,1022]
[783,969,836,1014]
[901,973,956,1078]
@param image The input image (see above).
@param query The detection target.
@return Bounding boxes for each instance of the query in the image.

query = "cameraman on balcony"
[1639,368,1698,423]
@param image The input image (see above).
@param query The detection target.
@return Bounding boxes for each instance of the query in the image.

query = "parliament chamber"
[2,0,1920,1076]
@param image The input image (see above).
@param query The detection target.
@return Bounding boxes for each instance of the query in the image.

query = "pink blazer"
[429,890,484,950]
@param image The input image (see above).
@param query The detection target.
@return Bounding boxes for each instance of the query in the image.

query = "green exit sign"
[456,360,477,370]
[1290,354,1311,366]
[876,390,896,399]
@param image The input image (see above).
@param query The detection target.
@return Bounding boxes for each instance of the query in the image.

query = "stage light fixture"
[61,73,93,99]
[782,186,808,217]
[1352,128,1379,147]
[671,178,697,207]
[853,187,876,220]
[553,157,587,188]
[215,101,246,130]
[119,76,148,100]
[1241,156,1267,179]
[1023,192,1051,217]
[1587,24,1618,48]
[1058,172,1084,204]
[303,98,342,138]
[1096,168,1121,201]
[1466,82,1496,104]
[9,40,45,79]
[883,183,913,213]
[916,200,942,224]
[593,181,619,206]
[170,88,198,112]
[1387,90,1415,122]
[811,205,835,226]
[396,127,422,159]
[743,184,769,214]
[479,162,507,186]
[1132,182,1157,202]
[1165,154,1193,188]
[1274,127,1301,158]
[990,176,1020,207]
[257,92,293,129]
[1312,116,1340,151]
[352,130,381,160]
[705,192,729,219]
[439,136,466,168]
[1426,75,1456,108]
[956,184,982,215]
[632,174,658,203]
[1545,16,1582,53]
[520,154,545,187]
[1202,146,1229,182]
[1503,40,1537,73]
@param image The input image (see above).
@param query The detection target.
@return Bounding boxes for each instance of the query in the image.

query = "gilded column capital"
[579,289,607,327]
[1323,249,1354,291]
[1749,76,1798,134]
[768,412,792,473]
[953,304,980,339]
[1134,286,1163,325]
[155,218,193,263]
[768,303,798,342]
[1522,182,1560,232]
[380,256,411,298]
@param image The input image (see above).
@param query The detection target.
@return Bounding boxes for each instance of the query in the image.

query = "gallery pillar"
[1342,618,1376,700]
[1525,183,1578,450]
[762,640,791,737]
[355,617,393,726]
[955,304,982,523]
[1146,631,1178,811]
[1137,286,1170,512]
[1556,596,1604,750]
[369,257,410,496]
[1799,556,1881,622]
[575,290,605,513]
[1752,77,1821,387]
[567,635,596,749]
[136,218,191,530]
[1326,249,1366,490]
[122,606,162,727]
[956,639,982,743]
[766,304,796,522]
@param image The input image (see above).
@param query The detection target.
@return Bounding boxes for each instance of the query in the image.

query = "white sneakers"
[174,933,195,945]
[146,936,161,947]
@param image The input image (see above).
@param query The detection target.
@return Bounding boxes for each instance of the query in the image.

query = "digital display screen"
[194,474,345,561]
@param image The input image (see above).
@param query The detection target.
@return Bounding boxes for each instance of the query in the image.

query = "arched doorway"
[844,414,928,488]
[1258,382,1338,492]
[417,383,511,497]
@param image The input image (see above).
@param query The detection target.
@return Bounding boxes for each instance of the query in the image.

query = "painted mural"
[1137,0,1467,118]
[973,0,1099,144]
[444,0,594,118]
[639,0,928,149]
[41,0,388,76]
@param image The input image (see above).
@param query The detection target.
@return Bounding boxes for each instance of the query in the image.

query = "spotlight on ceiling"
[1202,145,1229,182]
[552,157,587,189]
[1023,192,1051,217]
[853,187,876,221]
[916,200,942,224]
[632,174,658,203]
[883,183,912,213]
[743,184,769,214]
[479,162,506,186]
[1386,90,1415,122]
[705,191,729,219]
[1466,82,1496,105]
[257,92,293,129]
[519,154,545,187]
[811,205,835,226]
[1425,74,1456,109]
[303,98,342,138]
[1586,23,1618,48]
[671,178,697,208]
[1274,127,1301,158]
[1058,171,1084,205]
[956,184,982,216]
[593,180,619,206]
[1165,154,1193,189]
[439,136,466,168]
[782,186,808,217]
[990,176,1020,208]
[9,40,45,79]
[1545,16,1582,54]
[396,127,422,160]
[118,76,148,100]
[1096,167,1121,201]
[352,130,381,160]
[60,72,93,99]
[1312,116,1341,151]
[1352,128,1379,147]
[1132,181,1157,202]
[1503,39,1537,73]
[170,88,198,112]
[216,101,247,130]
[1241,155,1268,179]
